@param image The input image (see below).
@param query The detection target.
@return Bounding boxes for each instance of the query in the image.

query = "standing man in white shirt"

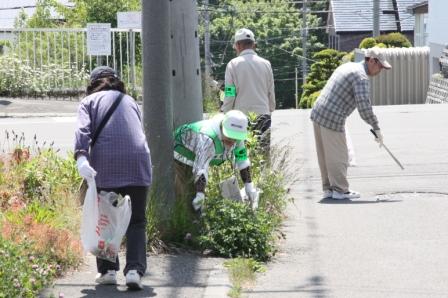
[221,28,276,152]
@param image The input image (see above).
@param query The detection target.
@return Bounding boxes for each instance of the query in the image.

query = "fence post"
[129,29,136,95]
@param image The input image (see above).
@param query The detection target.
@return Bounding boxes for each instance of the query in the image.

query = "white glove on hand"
[373,129,384,148]
[245,182,259,210]
[192,192,205,212]
[76,155,97,182]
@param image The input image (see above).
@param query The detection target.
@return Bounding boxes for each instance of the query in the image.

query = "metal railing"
[0,27,142,100]
[426,75,448,104]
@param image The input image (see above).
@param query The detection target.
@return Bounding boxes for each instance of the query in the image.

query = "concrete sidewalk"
[44,253,229,298]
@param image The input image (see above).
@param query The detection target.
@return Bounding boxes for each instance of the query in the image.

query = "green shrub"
[197,123,291,261]
[0,236,57,298]
[0,140,83,282]
[359,37,377,49]
[0,54,88,97]
[19,149,81,203]
[152,116,290,259]
[342,51,355,63]
[199,196,275,261]
[375,32,412,48]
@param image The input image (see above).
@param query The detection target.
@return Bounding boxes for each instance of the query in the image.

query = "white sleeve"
[191,134,216,183]
[221,62,236,113]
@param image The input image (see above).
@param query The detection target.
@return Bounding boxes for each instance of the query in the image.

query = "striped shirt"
[74,90,152,188]
[174,114,250,183]
[310,61,380,132]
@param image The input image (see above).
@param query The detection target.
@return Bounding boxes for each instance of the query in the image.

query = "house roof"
[0,0,73,28]
[406,1,428,14]
[329,0,422,33]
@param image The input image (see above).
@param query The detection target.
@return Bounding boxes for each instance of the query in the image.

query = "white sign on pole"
[87,23,111,56]
[117,11,141,29]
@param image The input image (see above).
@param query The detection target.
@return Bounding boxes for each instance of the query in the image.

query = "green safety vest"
[174,120,247,166]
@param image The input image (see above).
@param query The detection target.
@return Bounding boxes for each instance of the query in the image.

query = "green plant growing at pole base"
[149,114,292,260]
[200,114,290,261]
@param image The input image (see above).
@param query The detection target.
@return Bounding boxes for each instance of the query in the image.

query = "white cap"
[365,47,392,69]
[222,110,248,141]
[234,28,255,44]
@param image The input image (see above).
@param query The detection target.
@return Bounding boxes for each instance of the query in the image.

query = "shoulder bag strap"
[90,92,125,148]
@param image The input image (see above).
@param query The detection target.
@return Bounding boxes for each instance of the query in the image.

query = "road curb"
[203,262,232,298]
[0,113,77,118]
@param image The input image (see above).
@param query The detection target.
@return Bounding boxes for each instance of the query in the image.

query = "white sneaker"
[126,270,143,290]
[323,190,333,199]
[95,270,117,285]
[332,190,361,200]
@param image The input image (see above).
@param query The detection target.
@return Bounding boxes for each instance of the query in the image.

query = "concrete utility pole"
[302,0,308,85]
[142,0,175,220]
[373,0,380,37]
[171,0,203,127]
[203,0,212,98]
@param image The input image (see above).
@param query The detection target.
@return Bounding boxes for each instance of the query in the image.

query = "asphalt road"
[246,104,448,298]
[0,116,77,155]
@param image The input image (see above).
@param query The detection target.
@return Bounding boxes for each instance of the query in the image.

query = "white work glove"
[245,182,259,210]
[373,129,384,148]
[76,155,97,183]
[192,192,205,212]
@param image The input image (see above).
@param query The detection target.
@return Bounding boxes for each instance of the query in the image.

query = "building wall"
[428,0,448,74]
[414,13,429,47]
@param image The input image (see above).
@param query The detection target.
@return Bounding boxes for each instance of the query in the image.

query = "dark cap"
[90,66,119,82]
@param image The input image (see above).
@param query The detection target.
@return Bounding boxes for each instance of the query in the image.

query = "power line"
[0,6,37,10]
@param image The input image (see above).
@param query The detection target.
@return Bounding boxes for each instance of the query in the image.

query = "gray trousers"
[313,123,349,193]
[96,185,149,277]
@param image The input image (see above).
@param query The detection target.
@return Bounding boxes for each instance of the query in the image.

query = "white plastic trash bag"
[346,128,357,167]
[80,180,132,262]
[219,176,262,210]
[219,175,242,202]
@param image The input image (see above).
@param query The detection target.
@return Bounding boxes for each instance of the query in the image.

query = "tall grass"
[0,131,83,296]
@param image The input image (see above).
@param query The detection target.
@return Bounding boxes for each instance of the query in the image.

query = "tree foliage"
[299,48,346,108]
[61,0,141,27]
[201,0,326,108]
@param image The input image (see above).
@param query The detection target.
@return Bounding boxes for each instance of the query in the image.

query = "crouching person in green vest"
[174,110,258,212]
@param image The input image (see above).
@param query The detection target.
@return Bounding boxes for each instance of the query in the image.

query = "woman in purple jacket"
[74,66,152,290]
